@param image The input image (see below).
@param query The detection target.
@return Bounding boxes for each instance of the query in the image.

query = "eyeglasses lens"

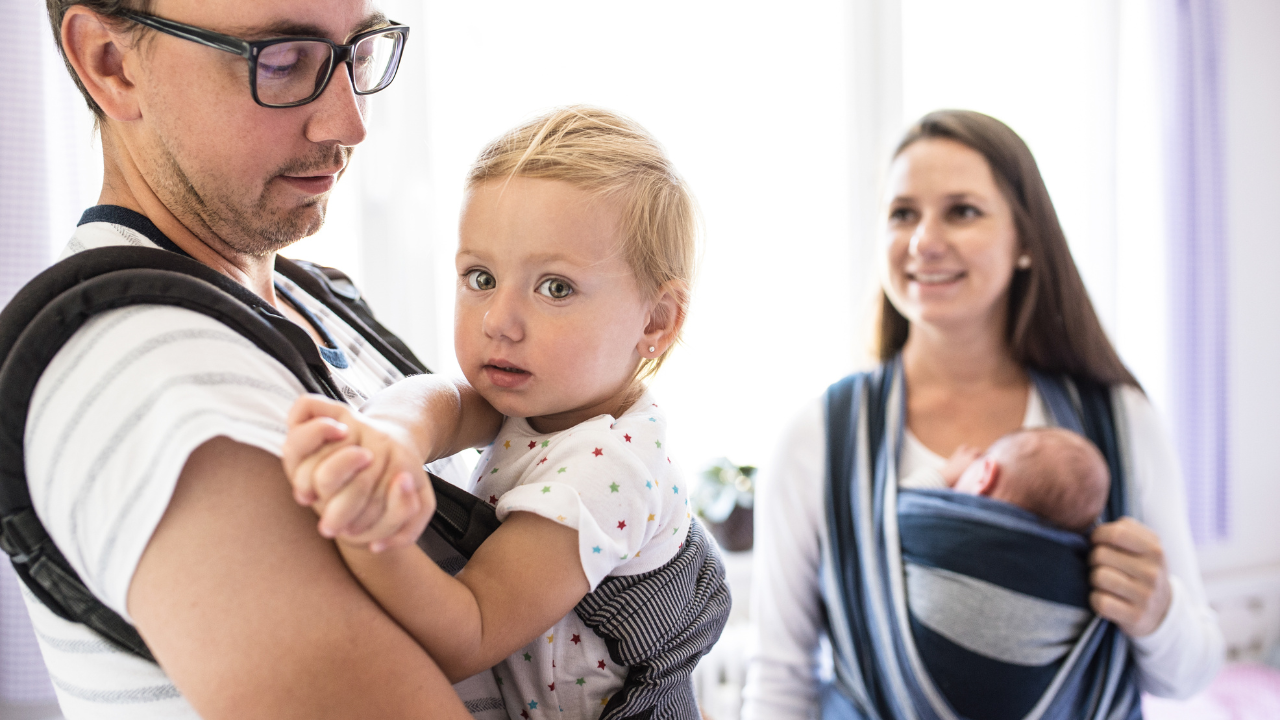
[256,41,334,106]
[352,31,402,93]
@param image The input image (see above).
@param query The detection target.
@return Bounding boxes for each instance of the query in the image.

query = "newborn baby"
[939,427,1109,534]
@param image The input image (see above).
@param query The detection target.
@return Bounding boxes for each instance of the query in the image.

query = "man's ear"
[974,457,1001,496]
[62,6,143,122]
[637,280,688,359]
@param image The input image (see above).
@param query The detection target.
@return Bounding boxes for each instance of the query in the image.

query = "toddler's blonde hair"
[466,106,698,380]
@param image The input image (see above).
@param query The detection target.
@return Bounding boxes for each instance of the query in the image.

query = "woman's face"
[880,138,1021,339]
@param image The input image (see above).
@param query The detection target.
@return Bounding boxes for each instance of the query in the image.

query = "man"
[21,1,491,716]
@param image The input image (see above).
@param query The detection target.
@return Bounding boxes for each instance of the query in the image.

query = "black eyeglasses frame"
[120,11,410,109]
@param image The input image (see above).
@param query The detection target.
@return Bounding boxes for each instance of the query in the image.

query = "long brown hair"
[875,110,1138,388]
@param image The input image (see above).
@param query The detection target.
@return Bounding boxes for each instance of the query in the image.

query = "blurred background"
[2,0,1278,717]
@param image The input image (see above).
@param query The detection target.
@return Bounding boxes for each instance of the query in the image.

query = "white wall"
[1198,0,1280,579]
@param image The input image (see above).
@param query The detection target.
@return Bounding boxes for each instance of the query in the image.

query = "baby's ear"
[974,458,1001,496]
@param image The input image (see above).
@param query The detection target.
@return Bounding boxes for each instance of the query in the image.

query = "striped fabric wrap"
[574,518,731,720]
[820,357,1142,720]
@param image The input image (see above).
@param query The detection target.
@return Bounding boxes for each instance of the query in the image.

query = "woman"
[742,111,1223,719]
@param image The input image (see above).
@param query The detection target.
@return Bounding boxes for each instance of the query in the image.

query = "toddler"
[283,107,719,719]
[939,427,1109,533]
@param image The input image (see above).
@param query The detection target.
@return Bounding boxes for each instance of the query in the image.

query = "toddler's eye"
[466,269,496,291]
[537,278,573,299]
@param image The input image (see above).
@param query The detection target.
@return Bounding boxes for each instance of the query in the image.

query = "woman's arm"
[338,511,590,682]
[742,399,829,720]
[1106,386,1225,698]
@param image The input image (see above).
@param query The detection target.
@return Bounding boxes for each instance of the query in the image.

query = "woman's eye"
[537,278,573,299]
[888,207,916,223]
[950,204,982,220]
[466,270,496,291]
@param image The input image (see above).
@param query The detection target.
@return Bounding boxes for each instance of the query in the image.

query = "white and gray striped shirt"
[19,215,432,718]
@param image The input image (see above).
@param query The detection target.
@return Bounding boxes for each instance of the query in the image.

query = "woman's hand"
[1089,517,1172,637]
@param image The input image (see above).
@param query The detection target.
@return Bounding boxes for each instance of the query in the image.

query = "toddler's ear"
[638,280,688,357]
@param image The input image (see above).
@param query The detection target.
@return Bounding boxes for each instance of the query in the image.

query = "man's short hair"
[46,0,154,122]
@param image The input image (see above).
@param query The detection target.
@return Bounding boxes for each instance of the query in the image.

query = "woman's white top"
[741,384,1224,720]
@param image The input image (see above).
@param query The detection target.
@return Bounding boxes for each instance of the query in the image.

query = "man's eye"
[466,270,496,291]
[537,278,573,299]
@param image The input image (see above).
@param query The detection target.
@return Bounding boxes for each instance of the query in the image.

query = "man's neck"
[98,133,280,304]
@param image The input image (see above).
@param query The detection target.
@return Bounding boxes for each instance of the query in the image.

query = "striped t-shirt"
[17,208,472,718]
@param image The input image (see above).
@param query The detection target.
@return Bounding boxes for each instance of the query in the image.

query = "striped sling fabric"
[819,357,1142,720]
[575,518,731,720]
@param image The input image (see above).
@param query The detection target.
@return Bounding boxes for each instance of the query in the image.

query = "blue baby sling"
[821,357,1142,720]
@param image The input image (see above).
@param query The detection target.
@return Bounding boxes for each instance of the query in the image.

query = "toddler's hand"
[282,395,437,552]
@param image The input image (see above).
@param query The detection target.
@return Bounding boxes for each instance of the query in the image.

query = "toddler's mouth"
[482,360,532,389]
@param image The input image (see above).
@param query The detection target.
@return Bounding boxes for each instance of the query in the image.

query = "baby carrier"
[821,357,1142,720]
[0,228,728,720]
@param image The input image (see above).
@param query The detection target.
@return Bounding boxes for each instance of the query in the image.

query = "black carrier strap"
[0,246,499,660]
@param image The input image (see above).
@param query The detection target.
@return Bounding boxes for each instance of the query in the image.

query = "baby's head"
[457,107,697,432]
[951,428,1109,533]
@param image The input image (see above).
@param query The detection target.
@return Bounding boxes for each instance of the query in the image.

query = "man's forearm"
[360,375,502,463]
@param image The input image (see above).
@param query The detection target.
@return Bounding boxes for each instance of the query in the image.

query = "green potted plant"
[693,458,755,552]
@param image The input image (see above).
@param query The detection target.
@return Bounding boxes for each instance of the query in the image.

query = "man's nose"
[481,288,524,342]
[303,65,368,147]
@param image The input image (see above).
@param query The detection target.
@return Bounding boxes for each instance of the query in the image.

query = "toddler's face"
[454,177,652,433]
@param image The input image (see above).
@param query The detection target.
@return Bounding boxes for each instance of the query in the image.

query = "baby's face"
[454,177,652,433]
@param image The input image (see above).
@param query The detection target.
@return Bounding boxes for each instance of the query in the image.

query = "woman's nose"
[481,288,524,342]
[908,212,947,258]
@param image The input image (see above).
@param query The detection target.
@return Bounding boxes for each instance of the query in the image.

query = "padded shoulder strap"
[0,246,498,662]
[0,247,337,661]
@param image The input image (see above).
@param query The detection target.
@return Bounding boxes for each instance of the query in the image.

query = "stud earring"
[1016,254,1032,270]
[648,346,656,353]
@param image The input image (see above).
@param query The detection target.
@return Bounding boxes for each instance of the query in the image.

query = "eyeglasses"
[121,11,409,108]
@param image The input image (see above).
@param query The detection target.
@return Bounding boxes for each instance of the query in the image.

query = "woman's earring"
[1016,254,1032,270]
[648,346,656,353]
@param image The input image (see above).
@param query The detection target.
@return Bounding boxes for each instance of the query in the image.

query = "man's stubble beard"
[153,133,351,258]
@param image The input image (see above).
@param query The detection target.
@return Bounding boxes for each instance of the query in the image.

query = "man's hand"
[282,395,436,551]
[1089,517,1173,637]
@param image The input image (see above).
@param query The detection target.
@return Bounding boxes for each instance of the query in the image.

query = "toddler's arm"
[283,374,502,549]
[338,511,592,682]
[940,444,984,487]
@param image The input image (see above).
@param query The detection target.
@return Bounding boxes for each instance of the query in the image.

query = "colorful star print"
[592,447,603,457]
[673,485,679,494]
[548,682,556,691]
[521,710,529,719]
[609,482,620,493]
[576,678,586,686]
[539,457,547,465]
[571,634,581,644]
[624,434,632,442]
[504,440,511,448]
[655,440,662,448]
[528,700,538,710]
[542,485,551,493]
[489,495,499,504]
[541,440,550,447]
[557,467,567,474]
[528,441,537,449]
[593,546,601,554]
[646,481,652,489]
[617,520,627,530]
[490,467,499,474]
[547,634,554,643]
[648,514,656,522]
[598,660,607,669]
[523,652,532,661]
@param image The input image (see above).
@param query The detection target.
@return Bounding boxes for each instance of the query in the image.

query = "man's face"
[126,0,383,255]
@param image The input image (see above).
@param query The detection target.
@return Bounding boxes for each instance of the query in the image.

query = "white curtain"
[0,0,58,705]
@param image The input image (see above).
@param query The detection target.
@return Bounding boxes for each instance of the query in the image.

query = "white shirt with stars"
[471,390,690,719]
